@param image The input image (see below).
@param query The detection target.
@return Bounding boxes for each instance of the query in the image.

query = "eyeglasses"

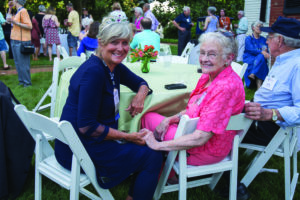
[199,51,218,60]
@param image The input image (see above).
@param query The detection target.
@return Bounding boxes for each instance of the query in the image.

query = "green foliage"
[160,38,178,44]
[163,23,178,39]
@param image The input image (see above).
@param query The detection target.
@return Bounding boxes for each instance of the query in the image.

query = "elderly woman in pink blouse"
[142,32,245,172]
[134,7,143,32]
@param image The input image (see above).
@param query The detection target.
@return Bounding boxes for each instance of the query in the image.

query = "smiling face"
[199,41,229,80]
[253,24,262,35]
[220,10,225,17]
[100,39,130,69]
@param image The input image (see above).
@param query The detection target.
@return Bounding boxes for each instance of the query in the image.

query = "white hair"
[98,17,132,45]
[134,7,143,15]
[207,6,217,15]
[199,32,237,60]
[251,20,263,31]
[273,33,300,48]
[238,10,244,16]
[183,6,190,12]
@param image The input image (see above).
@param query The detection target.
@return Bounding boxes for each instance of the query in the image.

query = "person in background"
[130,18,160,52]
[64,2,80,56]
[143,3,159,31]
[29,11,41,61]
[0,11,11,70]
[243,20,269,89]
[42,6,60,61]
[77,21,99,58]
[35,5,47,56]
[172,6,193,56]
[203,6,219,33]
[235,10,248,62]
[129,23,137,36]
[134,7,143,32]
[3,7,15,59]
[111,2,127,17]
[142,32,244,184]
[55,14,162,200]
[79,17,93,41]
[81,7,93,30]
[219,8,231,31]
[7,0,32,87]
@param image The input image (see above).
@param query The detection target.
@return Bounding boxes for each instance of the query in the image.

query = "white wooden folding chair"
[15,104,114,200]
[33,56,85,119]
[154,113,252,200]
[240,127,299,200]
[231,61,248,79]
[57,45,69,59]
[181,42,195,58]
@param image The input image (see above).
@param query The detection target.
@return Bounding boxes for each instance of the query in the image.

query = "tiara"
[101,11,128,31]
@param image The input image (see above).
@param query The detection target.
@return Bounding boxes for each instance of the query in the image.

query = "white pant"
[236,34,247,62]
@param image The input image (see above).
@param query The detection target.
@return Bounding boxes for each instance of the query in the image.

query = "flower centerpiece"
[130,45,158,73]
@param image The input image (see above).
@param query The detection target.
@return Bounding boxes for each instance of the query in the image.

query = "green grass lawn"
[0,54,53,69]
[0,60,299,199]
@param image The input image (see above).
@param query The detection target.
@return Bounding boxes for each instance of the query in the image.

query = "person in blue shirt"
[220,16,300,200]
[130,17,160,52]
[172,6,194,55]
[243,20,269,89]
[55,14,162,200]
[77,21,100,58]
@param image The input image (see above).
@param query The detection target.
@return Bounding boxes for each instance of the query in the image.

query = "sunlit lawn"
[0,50,299,200]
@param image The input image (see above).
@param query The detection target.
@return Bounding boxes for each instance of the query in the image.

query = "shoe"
[23,84,32,88]
[3,65,11,70]
[215,182,250,200]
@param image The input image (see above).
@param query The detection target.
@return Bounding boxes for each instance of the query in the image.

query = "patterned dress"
[43,16,60,45]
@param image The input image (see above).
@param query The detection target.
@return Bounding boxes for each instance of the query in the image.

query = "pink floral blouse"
[185,66,245,165]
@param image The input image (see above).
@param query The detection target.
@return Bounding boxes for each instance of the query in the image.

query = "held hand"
[126,130,148,145]
[125,93,146,117]
[154,117,170,141]
[180,27,186,32]
[244,102,271,121]
[143,132,160,150]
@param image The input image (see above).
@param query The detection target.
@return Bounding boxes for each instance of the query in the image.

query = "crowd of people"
[1,1,300,200]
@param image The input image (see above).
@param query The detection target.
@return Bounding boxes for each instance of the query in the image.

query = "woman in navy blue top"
[55,14,162,200]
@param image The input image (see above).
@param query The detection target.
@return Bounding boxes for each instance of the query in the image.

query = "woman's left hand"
[143,131,160,150]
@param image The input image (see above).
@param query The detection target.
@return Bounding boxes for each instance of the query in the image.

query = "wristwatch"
[272,109,278,122]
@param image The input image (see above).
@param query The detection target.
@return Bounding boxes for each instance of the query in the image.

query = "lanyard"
[102,59,120,121]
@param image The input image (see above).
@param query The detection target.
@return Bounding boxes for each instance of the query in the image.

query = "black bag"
[20,44,35,54]
[19,10,35,54]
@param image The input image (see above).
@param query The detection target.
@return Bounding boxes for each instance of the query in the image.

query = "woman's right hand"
[126,129,149,145]
[154,117,170,141]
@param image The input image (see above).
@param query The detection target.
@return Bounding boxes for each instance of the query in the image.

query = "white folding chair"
[240,127,299,200]
[15,104,114,200]
[33,56,85,120]
[231,61,248,79]
[171,56,188,64]
[57,45,69,59]
[154,113,252,200]
[181,42,195,58]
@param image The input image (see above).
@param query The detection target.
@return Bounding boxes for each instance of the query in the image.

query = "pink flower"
[138,51,144,57]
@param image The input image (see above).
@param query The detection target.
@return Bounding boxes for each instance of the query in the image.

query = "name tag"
[113,88,120,120]
[187,18,190,23]
[262,76,277,90]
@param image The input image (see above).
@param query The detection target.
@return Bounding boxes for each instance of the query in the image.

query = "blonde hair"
[112,2,122,11]
[98,17,132,45]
